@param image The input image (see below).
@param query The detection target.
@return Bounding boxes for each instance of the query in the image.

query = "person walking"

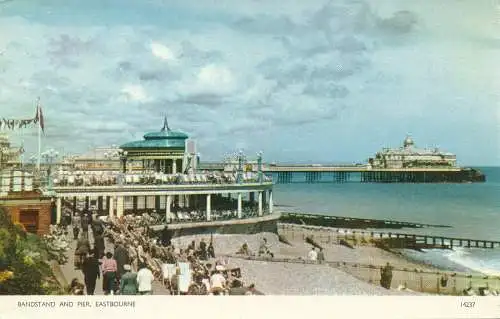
[119,264,138,295]
[81,214,89,240]
[136,263,154,295]
[72,213,81,240]
[93,233,105,259]
[114,241,130,281]
[380,262,393,289]
[82,250,101,295]
[75,236,91,270]
[72,225,80,241]
[317,248,325,264]
[101,252,118,295]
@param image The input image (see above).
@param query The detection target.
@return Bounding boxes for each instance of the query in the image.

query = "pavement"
[59,227,170,295]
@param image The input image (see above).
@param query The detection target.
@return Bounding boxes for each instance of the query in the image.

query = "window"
[19,209,39,234]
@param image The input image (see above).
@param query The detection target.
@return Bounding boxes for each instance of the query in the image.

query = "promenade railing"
[51,171,272,187]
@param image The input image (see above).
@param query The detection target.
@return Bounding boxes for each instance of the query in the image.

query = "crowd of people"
[52,170,272,187]
[66,210,261,296]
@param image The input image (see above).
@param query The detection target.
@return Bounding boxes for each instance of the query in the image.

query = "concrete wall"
[165,218,279,238]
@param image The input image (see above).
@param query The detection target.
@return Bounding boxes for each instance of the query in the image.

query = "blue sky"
[0,0,498,165]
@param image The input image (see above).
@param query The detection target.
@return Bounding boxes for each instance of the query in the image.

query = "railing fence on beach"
[335,261,500,295]
[276,223,500,295]
[226,254,500,296]
[278,223,500,250]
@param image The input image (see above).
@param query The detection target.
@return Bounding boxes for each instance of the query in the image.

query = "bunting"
[0,104,44,131]
[0,118,36,130]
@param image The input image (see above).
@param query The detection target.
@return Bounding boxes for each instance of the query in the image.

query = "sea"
[272,167,500,275]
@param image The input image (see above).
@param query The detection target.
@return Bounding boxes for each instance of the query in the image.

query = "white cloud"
[150,42,177,61]
[121,84,149,102]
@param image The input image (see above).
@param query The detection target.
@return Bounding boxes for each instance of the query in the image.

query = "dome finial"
[161,114,171,132]
[404,134,414,148]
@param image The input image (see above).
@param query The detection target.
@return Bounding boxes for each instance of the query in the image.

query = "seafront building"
[369,136,457,169]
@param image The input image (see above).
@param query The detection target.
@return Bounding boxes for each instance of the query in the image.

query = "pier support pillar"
[206,194,211,221]
[185,195,190,209]
[166,195,172,223]
[172,161,177,174]
[237,193,242,219]
[108,196,114,218]
[97,196,103,213]
[258,191,263,216]
[116,196,124,218]
[155,196,161,212]
[56,197,62,225]
[132,196,137,214]
[269,190,273,214]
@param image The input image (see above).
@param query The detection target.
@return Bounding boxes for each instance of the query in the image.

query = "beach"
[171,222,499,295]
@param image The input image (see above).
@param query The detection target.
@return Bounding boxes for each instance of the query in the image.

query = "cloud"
[150,42,178,61]
[121,84,149,102]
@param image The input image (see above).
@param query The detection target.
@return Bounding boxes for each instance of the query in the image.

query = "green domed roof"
[143,130,188,139]
[121,123,189,150]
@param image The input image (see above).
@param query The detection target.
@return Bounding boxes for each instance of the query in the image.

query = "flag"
[36,104,45,133]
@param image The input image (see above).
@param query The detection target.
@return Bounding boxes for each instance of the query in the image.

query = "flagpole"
[37,97,41,171]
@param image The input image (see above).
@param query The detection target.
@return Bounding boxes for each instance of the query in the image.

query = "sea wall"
[163,214,279,238]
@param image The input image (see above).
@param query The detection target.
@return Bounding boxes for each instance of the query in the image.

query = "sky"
[0,0,498,165]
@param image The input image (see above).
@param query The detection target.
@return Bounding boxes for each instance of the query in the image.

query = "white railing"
[52,171,272,187]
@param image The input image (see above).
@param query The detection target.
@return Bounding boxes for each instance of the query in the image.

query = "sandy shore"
[172,229,428,295]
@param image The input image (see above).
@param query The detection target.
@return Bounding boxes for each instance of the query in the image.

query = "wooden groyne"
[279,212,451,230]
[369,232,500,250]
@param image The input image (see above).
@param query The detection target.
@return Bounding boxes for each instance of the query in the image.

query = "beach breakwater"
[279,212,451,229]
[278,222,500,251]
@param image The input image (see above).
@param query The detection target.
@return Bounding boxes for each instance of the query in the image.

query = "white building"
[370,136,457,169]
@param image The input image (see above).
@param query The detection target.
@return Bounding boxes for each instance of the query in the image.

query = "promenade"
[59,228,169,295]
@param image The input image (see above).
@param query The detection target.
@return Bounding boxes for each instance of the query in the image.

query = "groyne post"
[436,274,440,294]
[419,273,424,292]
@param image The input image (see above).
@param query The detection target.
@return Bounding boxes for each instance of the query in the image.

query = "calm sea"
[273,167,500,274]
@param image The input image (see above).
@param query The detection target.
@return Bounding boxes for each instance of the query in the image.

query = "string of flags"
[0,103,44,132]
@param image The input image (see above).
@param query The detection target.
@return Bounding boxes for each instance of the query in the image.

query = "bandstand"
[120,122,191,174]
[49,123,278,236]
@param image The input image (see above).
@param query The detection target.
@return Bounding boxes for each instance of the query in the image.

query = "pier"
[279,212,451,230]
[198,163,485,184]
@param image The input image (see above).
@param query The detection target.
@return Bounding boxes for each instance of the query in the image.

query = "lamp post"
[41,148,59,189]
[118,149,128,173]
[196,152,200,173]
[237,150,245,184]
[257,151,263,183]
